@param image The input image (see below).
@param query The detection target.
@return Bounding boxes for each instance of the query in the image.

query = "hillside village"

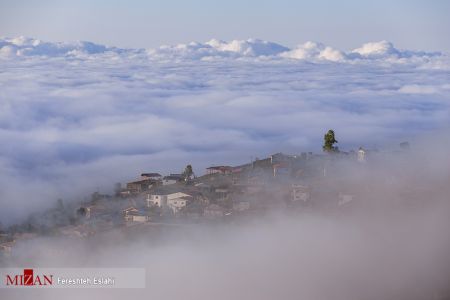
[0,132,411,259]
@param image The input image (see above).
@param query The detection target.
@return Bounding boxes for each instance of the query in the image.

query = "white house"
[127,215,149,223]
[123,207,149,223]
[338,193,354,206]
[147,191,192,213]
[0,241,14,256]
[167,196,191,213]
[357,147,366,163]
[147,194,166,208]
[292,184,311,202]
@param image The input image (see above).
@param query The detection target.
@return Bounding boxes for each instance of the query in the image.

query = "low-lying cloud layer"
[3,137,450,299]
[0,37,449,223]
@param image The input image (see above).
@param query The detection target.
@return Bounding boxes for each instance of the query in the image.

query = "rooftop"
[141,173,162,178]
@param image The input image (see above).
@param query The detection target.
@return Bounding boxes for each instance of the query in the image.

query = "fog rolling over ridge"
[2,133,450,300]
[1,36,450,223]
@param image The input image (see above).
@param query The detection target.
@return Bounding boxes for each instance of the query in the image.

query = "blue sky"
[0,0,449,51]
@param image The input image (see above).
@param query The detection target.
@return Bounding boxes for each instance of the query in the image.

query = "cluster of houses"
[0,230,14,257]
[85,151,373,225]
[2,144,408,259]
[122,173,185,195]
[69,150,372,229]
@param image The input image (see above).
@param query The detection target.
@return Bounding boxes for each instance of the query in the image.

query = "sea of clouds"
[0,36,449,223]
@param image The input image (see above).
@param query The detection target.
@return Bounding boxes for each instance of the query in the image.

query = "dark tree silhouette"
[323,129,339,153]
[183,164,194,181]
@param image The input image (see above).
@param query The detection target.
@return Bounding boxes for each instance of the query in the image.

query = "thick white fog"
[0,36,449,224]
[1,133,450,300]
